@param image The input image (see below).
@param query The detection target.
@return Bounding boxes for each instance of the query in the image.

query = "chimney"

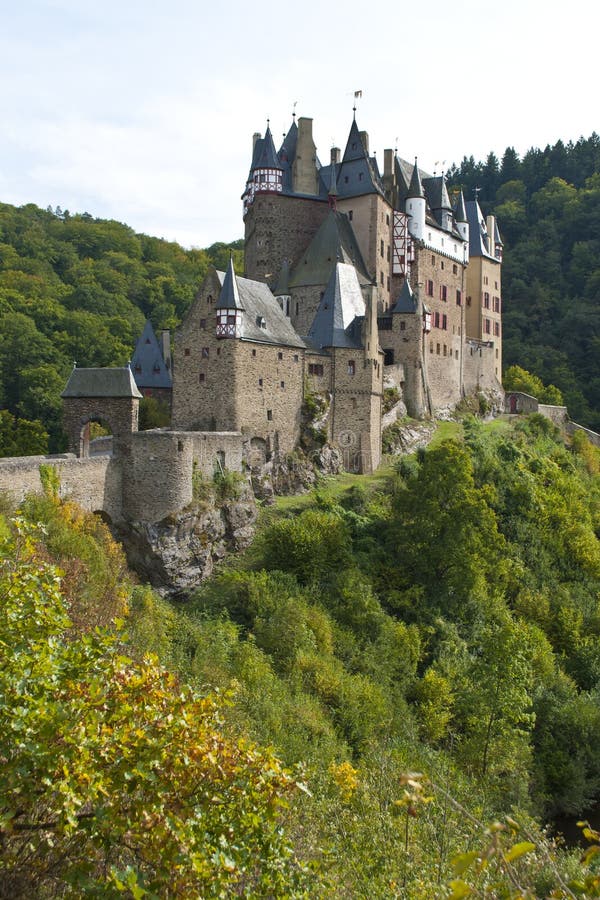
[384,149,394,177]
[293,117,318,195]
[160,330,171,370]
[252,132,261,153]
[359,131,369,155]
[330,147,341,165]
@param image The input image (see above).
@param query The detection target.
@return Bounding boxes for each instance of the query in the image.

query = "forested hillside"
[0,201,242,453]
[448,133,600,430]
[2,417,600,896]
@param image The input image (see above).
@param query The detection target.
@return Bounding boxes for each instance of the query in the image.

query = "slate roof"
[215,270,305,349]
[454,189,467,223]
[392,279,417,314]
[423,175,452,211]
[217,256,244,310]
[317,119,384,199]
[250,125,283,170]
[407,160,425,199]
[61,367,143,399]
[130,320,172,390]
[288,210,372,288]
[306,262,366,350]
[465,199,497,258]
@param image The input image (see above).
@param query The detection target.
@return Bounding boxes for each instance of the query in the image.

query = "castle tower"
[406,159,426,241]
[216,256,245,338]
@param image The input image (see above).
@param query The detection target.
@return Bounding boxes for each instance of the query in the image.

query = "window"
[426,279,434,297]
[434,311,440,328]
[348,360,356,376]
[359,172,363,181]
[431,254,436,265]
[400,321,406,331]
[258,377,263,386]
[348,210,353,221]
[386,214,390,225]
[344,176,349,184]
[494,322,501,336]
[380,240,384,258]
[442,314,447,330]
[453,264,458,274]
[484,318,491,334]
[267,409,273,421]
[484,292,490,308]
[252,348,256,357]
[202,347,209,358]
[380,271,384,285]
[200,318,206,329]
[308,363,324,376]
[278,352,283,360]
[440,285,447,301]
[199,373,205,383]
[378,317,392,331]
[430,342,434,354]
[184,348,190,357]
[207,294,213,304]
[294,354,299,362]
[441,261,445,270]
[456,289,462,305]
[280,380,285,388]
[466,296,472,307]
[443,344,447,356]
[383,349,394,365]
[436,343,440,355]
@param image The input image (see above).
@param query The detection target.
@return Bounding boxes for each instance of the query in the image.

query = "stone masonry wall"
[63,396,139,456]
[0,454,123,520]
[463,341,503,397]
[413,250,464,410]
[337,194,392,310]
[244,194,329,283]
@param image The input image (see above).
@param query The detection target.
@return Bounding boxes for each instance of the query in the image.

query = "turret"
[216,257,245,338]
[242,122,284,216]
[487,215,503,261]
[406,158,426,241]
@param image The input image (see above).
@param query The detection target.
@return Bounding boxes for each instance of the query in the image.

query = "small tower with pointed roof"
[406,159,426,241]
[216,256,245,338]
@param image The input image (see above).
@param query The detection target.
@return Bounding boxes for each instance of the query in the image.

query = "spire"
[439,177,452,211]
[454,189,467,223]
[407,158,424,199]
[216,256,244,310]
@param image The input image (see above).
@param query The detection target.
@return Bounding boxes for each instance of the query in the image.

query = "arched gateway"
[61,367,142,458]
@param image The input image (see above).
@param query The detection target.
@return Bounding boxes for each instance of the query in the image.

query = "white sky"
[1,0,597,249]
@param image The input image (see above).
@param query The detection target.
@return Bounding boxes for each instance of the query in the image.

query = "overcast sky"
[1,0,597,248]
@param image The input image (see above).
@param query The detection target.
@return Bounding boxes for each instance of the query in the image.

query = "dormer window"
[256,315,266,329]
[348,360,356,376]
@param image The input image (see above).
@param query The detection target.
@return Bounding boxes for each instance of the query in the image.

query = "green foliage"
[38,463,60,498]
[138,395,170,430]
[0,520,316,897]
[0,201,241,452]
[0,408,48,457]
[504,364,564,405]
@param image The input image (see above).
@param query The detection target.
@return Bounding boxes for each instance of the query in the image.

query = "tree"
[0,520,316,897]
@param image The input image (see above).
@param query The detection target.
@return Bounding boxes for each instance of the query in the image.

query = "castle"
[171,112,504,473]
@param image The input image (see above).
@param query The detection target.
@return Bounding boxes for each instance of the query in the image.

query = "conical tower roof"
[454,189,467,223]
[407,159,425,199]
[250,124,283,170]
[216,256,244,310]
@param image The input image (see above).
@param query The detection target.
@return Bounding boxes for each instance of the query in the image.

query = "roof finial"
[352,89,362,120]
[292,100,297,122]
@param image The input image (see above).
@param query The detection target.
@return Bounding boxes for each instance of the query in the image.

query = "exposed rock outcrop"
[116,485,257,598]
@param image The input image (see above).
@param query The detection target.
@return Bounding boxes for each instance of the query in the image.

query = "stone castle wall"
[244,194,329,283]
[463,340,503,396]
[0,454,123,520]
